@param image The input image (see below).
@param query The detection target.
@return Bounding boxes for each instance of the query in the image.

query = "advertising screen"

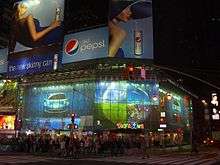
[0,48,8,74]
[9,0,64,54]
[108,0,153,59]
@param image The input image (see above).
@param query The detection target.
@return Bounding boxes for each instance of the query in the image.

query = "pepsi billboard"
[62,0,153,64]
[7,0,64,76]
[62,27,108,64]
[8,45,60,77]
[0,48,8,74]
[108,0,153,59]
[9,0,64,54]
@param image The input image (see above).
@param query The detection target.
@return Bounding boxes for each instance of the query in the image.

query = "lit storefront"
[0,115,15,130]
[0,80,17,136]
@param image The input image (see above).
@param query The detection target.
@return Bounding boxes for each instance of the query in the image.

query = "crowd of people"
[0,131,185,159]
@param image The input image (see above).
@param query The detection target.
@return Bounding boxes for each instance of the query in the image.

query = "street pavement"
[84,154,220,165]
[0,151,219,165]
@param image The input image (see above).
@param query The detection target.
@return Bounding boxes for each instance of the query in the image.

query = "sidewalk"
[81,147,220,165]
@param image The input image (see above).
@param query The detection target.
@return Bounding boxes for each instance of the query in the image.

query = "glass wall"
[22,80,192,145]
[94,81,159,128]
[23,80,159,130]
[23,82,96,130]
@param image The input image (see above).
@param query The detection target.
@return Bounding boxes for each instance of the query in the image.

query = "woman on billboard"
[9,1,63,53]
[108,0,152,58]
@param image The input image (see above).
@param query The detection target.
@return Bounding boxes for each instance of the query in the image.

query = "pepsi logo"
[135,36,142,43]
[65,39,79,56]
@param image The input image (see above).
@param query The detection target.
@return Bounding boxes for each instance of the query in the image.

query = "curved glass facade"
[23,80,191,137]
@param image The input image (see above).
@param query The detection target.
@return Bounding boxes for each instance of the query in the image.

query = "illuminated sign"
[161,112,166,117]
[211,93,218,106]
[116,122,144,129]
[62,27,108,64]
[0,115,15,130]
[8,52,56,77]
[109,0,153,59]
[9,0,64,54]
[212,114,219,120]
[160,124,167,128]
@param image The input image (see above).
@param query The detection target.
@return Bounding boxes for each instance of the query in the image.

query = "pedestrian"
[141,135,150,159]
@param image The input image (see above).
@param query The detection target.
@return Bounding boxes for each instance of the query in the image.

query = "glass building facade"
[23,80,191,133]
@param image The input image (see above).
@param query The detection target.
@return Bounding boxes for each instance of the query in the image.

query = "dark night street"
[0,150,220,165]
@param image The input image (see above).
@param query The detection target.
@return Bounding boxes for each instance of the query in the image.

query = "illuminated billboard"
[62,27,108,64]
[108,0,153,59]
[62,0,153,64]
[7,0,64,77]
[7,45,60,77]
[9,0,64,53]
[0,48,8,74]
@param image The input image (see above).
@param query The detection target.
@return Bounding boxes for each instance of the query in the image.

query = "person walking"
[141,135,150,159]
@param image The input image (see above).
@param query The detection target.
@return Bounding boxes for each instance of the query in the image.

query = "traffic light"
[74,124,78,129]
[15,119,22,130]
[71,113,76,124]
[128,66,134,80]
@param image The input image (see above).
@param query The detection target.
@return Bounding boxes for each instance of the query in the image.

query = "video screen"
[9,0,65,54]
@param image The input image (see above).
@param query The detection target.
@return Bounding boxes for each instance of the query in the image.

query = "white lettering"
[79,40,105,52]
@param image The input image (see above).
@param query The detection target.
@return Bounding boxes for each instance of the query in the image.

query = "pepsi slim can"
[53,54,58,70]
[134,30,143,57]
[55,8,61,21]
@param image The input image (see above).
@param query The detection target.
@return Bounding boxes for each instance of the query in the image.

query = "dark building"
[153,0,220,141]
